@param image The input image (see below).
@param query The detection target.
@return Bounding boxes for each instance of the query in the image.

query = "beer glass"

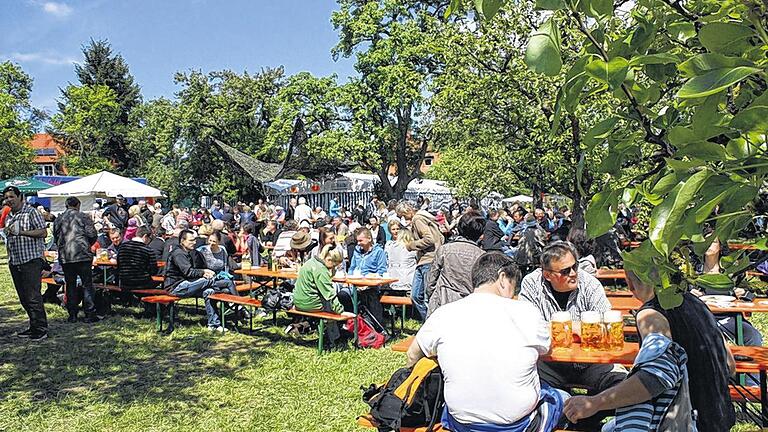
[580,311,603,350]
[551,311,573,349]
[603,310,624,351]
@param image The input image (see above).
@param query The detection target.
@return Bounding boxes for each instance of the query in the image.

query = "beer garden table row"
[235,266,399,347]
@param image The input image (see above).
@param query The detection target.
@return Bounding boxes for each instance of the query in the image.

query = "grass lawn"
[0,245,765,432]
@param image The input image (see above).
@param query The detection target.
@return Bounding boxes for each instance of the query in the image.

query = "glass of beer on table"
[551,311,573,348]
[580,311,603,350]
[603,310,624,351]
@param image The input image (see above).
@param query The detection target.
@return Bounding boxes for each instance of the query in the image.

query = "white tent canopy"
[38,171,163,213]
[503,194,534,203]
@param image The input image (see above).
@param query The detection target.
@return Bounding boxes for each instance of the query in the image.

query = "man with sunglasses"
[519,241,626,428]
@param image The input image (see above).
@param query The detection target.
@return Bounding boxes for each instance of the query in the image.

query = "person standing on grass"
[396,200,444,321]
[53,196,99,323]
[3,185,49,340]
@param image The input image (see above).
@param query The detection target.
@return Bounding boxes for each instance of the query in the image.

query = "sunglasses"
[546,262,579,277]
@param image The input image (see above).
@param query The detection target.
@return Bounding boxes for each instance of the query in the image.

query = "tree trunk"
[570,193,587,233]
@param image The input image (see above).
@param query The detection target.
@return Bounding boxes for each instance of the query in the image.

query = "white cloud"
[40,2,73,18]
[3,52,79,66]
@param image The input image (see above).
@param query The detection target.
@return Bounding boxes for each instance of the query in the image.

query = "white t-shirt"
[416,293,551,425]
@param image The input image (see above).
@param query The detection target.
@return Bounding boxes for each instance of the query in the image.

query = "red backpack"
[345,315,385,349]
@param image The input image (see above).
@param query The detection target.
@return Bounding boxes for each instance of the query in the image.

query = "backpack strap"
[394,357,440,404]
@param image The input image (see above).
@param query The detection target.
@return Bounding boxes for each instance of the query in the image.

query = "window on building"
[36,164,55,176]
[35,148,56,156]
[423,157,434,166]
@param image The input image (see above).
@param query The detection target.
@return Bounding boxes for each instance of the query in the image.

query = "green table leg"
[352,285,359,349]
[737,313,745,385]
[318,319,325,354]
[401,305,406,331]
[156,303,162,332]
[168,304,175,332]
[220,302,226,330]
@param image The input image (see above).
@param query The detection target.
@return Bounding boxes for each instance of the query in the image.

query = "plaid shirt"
[6,203,46,265]
[519,268,611,322]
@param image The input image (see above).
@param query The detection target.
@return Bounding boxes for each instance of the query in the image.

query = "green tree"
[328,0,446,199]
[459,0,768,306]
[72,39,142,172]
[172,68,284,200]
[50,84,121,175]
[0,62,37,178]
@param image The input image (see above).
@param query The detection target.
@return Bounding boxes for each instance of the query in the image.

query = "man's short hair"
[356,227,372,239]
[179,229,196,241]
[488,209,499,218]
[65,196,81,208]
[283,220,299,231]
[135,226,150,238]
[109,228,122,237]
[540,241,579,269]
[242,223,254,235]
[457,211,485,242]
[2,185,21,197]
[471,252,522,294]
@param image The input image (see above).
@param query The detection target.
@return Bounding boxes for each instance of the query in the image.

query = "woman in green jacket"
[293,244,352,345]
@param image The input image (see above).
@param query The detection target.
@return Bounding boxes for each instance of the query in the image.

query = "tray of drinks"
[551,310,625,352]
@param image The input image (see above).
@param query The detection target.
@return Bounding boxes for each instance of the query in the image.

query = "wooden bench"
[286,308,354,354]
[141,295,181,332]
[42,277,59,285]
[730,385,761,402]
[207,293,263,332]
[381,295,412,334]
[392,336,414,353]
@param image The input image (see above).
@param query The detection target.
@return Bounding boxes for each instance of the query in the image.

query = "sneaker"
[29,331,48,341]
[16,328,33,338]
[208,325,226,333]
[284,324,297,335]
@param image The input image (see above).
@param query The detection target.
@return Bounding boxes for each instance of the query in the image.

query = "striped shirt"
[6,203,45,265]
[614,333,692,431]
[519,268,610,322]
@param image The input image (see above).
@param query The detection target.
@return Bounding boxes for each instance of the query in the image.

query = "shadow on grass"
[0,298,272,411]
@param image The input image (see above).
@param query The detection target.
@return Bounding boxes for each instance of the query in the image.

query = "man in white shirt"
[406,252,568,431]
[293,197,312,224]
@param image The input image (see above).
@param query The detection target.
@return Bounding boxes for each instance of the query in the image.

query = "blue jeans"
[170,278,220,327]
[411,264,431,321]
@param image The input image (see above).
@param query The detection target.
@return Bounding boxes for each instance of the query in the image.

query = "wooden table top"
[608,296,768,314]
[596,268,627,279]
[234,267,398,286]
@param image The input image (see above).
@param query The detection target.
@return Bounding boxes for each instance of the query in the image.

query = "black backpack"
[360,358,444,432]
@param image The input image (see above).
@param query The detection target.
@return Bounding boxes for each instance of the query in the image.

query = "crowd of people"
[0,184,754,431]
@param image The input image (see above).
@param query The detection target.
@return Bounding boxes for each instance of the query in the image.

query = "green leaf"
[657,285,684,309]
[585,57,629,90]
[525,17,563,77]
[583,0,612,17]
[584,117,618,150]
[576,153,587,197]
[535,0,565,10]
[475,0,505,19]
[650,172,678,195]
[696,273,735,292]
[678,53,754,78]
[586,190,619,238]
[677,67,761,99]
[725,138,758,159]
[629,53,679,67]
[648,169,710,256]
[668,22,695,42]
[676,141,728,161]
[445,0,461,18]
[731,107,768,134]
[667,126,697,147]
[699,22,754,55]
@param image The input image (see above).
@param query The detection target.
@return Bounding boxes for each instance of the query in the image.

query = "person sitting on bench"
[117,226,159,291]
[293,245,354,345]
[406,252,568,432]
[164,229,226,332]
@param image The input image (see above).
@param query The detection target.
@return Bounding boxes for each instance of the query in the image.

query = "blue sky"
[1,0,355,115]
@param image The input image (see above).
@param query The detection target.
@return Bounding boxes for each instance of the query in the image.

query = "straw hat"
[290,231,312,250]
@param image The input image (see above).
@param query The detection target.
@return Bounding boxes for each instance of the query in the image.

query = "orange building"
[29,133,67,176]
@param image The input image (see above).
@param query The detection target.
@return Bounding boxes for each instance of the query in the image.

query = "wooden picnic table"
[608,296,768,314]
[728,241,764,251]
[595,268,626,280]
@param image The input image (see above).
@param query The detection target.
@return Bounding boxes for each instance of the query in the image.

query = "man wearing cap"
[102,195,129,230]
[278,230,315,268]
[3,185,49,340]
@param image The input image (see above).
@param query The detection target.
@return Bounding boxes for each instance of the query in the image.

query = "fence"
[267,191,455,213]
